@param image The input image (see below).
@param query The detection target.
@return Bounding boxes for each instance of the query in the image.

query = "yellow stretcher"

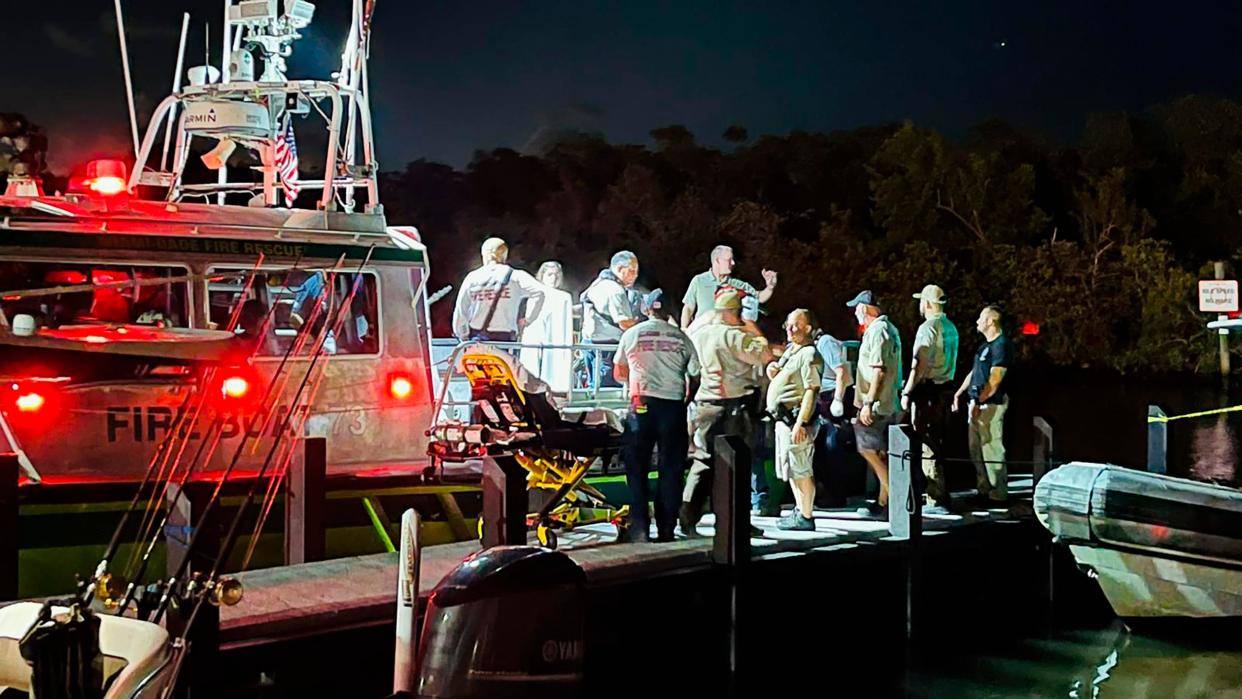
[427,345,630,549]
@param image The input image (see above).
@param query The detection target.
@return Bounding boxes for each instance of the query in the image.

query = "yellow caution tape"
[1147,404,1242,423]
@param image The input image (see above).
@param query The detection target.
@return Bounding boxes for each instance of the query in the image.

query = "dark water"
[1002,370,1241,487]
[911,370,1242,698]
[909,623,1242,698]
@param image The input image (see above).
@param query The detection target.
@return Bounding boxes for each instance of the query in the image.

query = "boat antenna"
[113,0,142,160]
[161,13,192,172]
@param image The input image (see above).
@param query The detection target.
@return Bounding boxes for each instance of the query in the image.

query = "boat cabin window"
[0,260,190,329]
[207,267,380,356]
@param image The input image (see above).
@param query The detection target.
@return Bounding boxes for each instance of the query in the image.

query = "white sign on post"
[1198,280,1239,313]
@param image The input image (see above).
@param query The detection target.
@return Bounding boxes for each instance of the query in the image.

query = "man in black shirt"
[952,306,1012,502]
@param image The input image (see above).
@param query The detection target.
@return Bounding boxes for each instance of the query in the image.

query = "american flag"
[275,117,300,207]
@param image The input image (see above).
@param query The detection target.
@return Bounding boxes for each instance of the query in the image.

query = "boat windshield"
[207,267,379,356]
[0,261,190,329]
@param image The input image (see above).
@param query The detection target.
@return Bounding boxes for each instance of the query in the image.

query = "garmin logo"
[186,109,219,126]
[540,639,582,663]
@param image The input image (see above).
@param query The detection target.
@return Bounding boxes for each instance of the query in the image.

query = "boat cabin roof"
[0,194,426,265]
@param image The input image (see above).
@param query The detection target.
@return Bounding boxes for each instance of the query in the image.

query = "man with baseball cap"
[846,290,902,517]
[901,284,959,513]
[680,287,772,537]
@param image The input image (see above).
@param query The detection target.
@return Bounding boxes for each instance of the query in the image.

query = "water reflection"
[910,622,1242,698]
[1189,416,1239,486]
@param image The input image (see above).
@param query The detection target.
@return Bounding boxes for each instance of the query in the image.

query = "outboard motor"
[413,545,585,698]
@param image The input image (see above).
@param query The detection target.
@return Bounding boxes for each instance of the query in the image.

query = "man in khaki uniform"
[680,288,771,537]
[846,290,902,517]
[766,309,822,531]
[900,284,959,513]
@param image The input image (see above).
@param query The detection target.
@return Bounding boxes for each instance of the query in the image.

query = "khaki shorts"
[774,420,817,481]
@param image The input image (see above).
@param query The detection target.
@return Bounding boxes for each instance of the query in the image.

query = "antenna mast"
[112,0,142,160]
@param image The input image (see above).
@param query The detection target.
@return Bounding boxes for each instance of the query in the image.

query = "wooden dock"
[221,484,1036,649]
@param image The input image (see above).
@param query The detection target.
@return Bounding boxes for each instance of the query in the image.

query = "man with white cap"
[901,284,959,513]
[846,290,902,517]
[452,237,545,342]
[680,287,772,537]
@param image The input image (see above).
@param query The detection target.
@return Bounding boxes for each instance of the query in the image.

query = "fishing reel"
[176,572,246,608]
[208,576,245,607]
[93,572,129,611]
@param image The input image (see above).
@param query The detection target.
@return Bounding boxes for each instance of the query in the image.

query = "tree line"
[10,95,1241,373]
[383,96,1242,373]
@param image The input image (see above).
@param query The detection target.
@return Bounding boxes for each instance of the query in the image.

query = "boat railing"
[430,338,627,424]
[130,79,377,213]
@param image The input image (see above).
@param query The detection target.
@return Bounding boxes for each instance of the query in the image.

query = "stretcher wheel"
[536,525,558,550]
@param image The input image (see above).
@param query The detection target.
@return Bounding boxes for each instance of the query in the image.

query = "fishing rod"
[161,250,372,626]
[113,254,339,616]
[81,256,270,606]
[120,254,272,579]
[193,249,374,601]
[148,253,352,622]
[238,317,342,569]
[155,251,375,696]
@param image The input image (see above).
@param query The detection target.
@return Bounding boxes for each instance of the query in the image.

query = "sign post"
[1199,267,1237,377]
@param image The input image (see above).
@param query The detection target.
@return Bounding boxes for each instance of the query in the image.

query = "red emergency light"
[15,392,45,413]
[82,159,129,196]
[1020,321,1041,336]
[388,373,415,400]
[222,376,251,400]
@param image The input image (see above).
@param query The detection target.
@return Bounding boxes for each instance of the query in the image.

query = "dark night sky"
[11,1,1242,171]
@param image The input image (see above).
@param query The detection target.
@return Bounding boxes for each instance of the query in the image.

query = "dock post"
[165,481,218,579]
[886,425,922,541]
[1216,261,1231,379]
[481,455,527,548]
[0,454,17,601]
[1032,417,1054,485]
[394,509,422,694]
[711,434,751,565]
[1146,405,1167,475]
[285,437,327,564]
[887,425,923,646]
[711,434,751,698]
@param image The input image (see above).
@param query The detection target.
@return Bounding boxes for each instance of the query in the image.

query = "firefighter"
[452,237,545,342]
[613,304,699,542]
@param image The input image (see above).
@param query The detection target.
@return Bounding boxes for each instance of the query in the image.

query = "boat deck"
[221,479,1035,648]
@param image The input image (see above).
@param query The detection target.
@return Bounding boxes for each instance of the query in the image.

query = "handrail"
[429,339,627,421]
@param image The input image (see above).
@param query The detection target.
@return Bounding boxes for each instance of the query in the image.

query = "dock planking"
[221,488,1034,649]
